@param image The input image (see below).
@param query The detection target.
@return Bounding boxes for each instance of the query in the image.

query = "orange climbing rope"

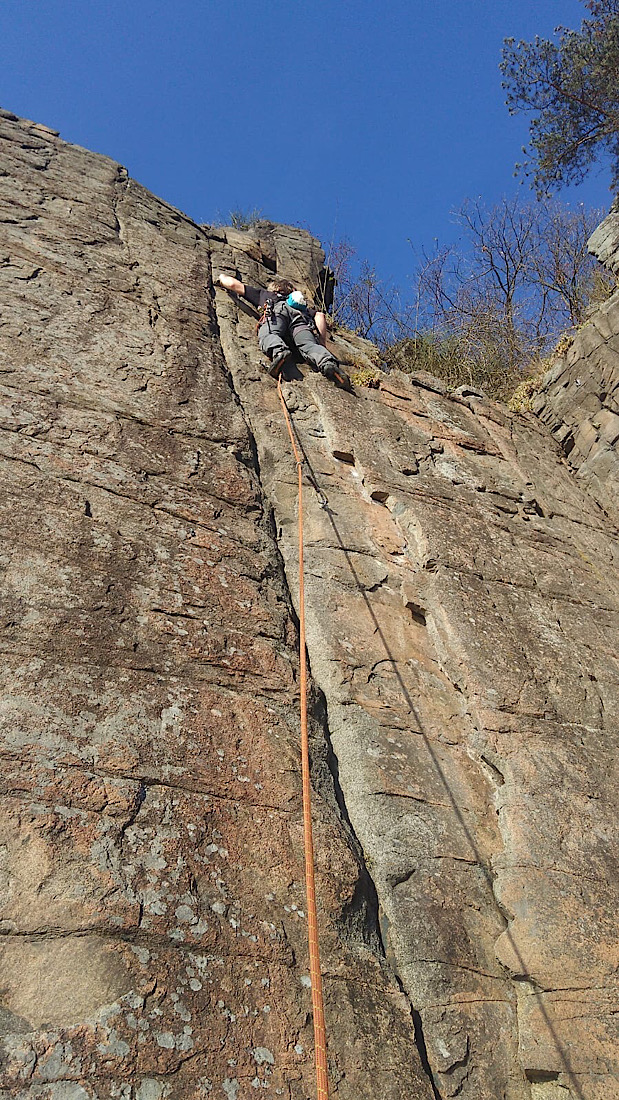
[277,375,330,1100]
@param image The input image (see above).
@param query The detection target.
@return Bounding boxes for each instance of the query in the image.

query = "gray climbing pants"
[258,305,337,374]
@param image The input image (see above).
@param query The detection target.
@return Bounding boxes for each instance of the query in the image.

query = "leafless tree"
[326,194,615,398]
[527,200,615,326]
[329,243,414,344]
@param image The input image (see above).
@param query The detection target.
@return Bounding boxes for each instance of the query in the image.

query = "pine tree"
[500,1,619,192]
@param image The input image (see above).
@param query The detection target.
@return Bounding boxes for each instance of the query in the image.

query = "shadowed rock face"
[0,110,617,1100]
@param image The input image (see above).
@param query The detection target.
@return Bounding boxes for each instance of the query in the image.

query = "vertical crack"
[411,1008,444,1100]
[111,165,130,244]
[375,902,443,1099]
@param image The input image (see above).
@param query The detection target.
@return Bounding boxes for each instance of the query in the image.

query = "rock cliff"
[533,201,619,526]
[0,110,617,1100]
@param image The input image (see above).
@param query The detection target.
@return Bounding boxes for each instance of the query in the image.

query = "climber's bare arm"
[217,273,246,295]
[314,311,328,345]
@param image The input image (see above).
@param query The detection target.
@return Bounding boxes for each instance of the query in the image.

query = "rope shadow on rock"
[283,413,586,1100]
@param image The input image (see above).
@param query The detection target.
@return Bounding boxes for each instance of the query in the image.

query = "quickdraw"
[255,297,275,334]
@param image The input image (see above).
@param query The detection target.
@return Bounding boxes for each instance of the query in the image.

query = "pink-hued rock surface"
[0,109,617,1100]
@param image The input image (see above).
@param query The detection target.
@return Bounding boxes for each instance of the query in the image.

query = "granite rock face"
[0,110,431,1100]
[1,110,618,1100]
[587,198,619,276]
[533,202,619,525]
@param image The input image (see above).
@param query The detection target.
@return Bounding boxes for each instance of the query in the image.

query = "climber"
[216,273,352,389]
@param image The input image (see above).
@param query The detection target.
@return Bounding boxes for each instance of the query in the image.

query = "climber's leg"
[257,320,291,376]
[291,325,337,372]
[258,319,288,360]
[292,326,353,389]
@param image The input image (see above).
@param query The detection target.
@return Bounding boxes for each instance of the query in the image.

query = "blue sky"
[1,0,613,290]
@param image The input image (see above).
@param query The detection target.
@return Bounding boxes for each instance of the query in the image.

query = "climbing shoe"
[323,362,353,391]
[269,349,291,378]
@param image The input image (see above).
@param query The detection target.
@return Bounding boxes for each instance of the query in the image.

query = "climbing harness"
[255,295,288,334]
[256,294,318,336]
[255,297,275,333]
[277,375,330,1100]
